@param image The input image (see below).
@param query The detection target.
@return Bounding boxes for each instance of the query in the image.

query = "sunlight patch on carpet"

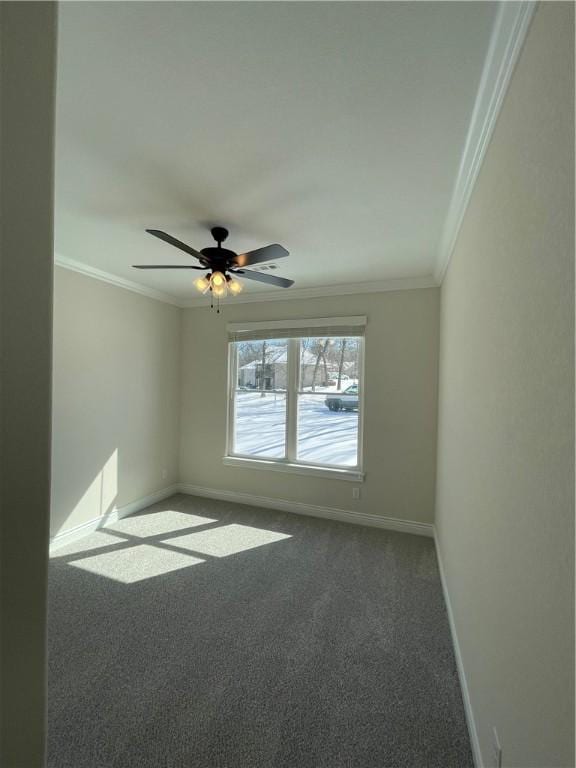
[109,510,216,537]
[165,524,291,558]
[69,544,204,583]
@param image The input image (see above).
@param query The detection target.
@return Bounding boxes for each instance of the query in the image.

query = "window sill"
[222,455,365,482]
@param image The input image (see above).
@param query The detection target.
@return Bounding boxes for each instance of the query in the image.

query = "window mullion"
[227,343,237,455]
[286,338,298,461]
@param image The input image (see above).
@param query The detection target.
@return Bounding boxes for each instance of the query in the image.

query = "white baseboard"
[50,482,433,550]
[177,483,434,537]
[434,533,482,768]
[49,484,179,552]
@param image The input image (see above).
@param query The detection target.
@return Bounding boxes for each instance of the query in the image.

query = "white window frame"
[224,333,365,482]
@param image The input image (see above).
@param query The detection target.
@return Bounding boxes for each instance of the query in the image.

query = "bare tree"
[336,338,347,390]
[299,337,310,389]
[259,340,268,397]
[238,341,263,367]
[321,342,330,384]
[311,339,330,391]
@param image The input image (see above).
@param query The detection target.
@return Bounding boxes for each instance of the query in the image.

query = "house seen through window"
[227,325,364,472]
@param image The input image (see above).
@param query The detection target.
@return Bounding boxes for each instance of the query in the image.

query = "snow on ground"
[300,378,358,394]
[233,391,358,466]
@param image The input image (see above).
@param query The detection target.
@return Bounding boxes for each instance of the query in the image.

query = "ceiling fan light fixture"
[138,228,293,311]
[228,277,243,295]
[193,275,210,294]
[210,271,226,289]
[212,281,228,298]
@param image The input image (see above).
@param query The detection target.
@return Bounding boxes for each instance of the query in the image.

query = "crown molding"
[180,275,438,308]
[434,1,537,284]
[54,254,437,308]
[54,253,186,307]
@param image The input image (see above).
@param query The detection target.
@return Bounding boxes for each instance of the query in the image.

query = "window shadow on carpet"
[51,508,292,584]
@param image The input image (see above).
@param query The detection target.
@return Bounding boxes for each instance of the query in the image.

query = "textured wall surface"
[180,289,440,525]
[0,3,57,765]
[51,267,181,536]
[436,4,574,766]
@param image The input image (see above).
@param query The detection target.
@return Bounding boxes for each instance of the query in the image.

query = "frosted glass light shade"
[193,276,210,294]
[228,278,243,295]
[210,271,226,288]
[212,281,227,298]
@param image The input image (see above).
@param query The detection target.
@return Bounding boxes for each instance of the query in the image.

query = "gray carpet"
[48,494,473,767]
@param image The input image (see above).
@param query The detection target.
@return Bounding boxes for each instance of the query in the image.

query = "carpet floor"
[48,494,473,768]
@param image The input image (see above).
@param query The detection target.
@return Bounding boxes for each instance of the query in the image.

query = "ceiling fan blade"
[234,269,294,288]
[146,229,206,262]
[132,264,205,270]
[233,244,289,268]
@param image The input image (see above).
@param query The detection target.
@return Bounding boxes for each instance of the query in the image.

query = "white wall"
[51,266,181,537]
[180,289,439,525]
[435,4,574,767]
[0,3,57,765]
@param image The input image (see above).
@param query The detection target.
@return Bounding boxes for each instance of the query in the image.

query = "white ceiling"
[55,1,498,302]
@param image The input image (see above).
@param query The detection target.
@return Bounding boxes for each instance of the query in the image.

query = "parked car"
[325,384,359,411]
[326,374,352,387]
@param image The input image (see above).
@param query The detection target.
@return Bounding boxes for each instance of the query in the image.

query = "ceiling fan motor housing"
[200,227,235,272]
[210,226,229,245]
[200,246,237,271]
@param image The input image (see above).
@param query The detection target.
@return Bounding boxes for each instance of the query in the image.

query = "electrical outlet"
[492,726,502,768]
[161,468,168,480]
[352,487,360,500]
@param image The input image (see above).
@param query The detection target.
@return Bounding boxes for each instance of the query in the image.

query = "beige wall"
[180,289,439,524]
[0,3,57,765]
[435,4,574,767]
[51,267,181,536]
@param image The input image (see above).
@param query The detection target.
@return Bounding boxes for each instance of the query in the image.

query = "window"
[232,339,288,460]
[226,317,365,479]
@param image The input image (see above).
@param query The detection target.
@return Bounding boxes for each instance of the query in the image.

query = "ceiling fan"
[133,227,294,305]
